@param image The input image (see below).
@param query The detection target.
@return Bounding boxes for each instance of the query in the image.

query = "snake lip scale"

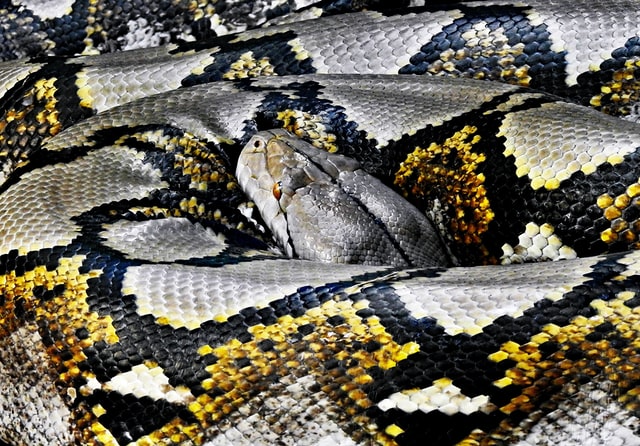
[1,1,640,445]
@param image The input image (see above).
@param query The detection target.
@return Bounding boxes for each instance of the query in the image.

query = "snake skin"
[2,1,640,445]
[0,0,425,60]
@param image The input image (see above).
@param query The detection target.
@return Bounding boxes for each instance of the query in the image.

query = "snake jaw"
[237,132,296,258]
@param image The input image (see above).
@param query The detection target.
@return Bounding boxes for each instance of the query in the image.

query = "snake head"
[237,129,450,267]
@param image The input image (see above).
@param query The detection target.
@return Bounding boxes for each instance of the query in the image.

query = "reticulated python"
[2,1,640,445]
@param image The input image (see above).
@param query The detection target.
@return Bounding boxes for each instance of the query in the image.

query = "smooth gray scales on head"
[237,129,450,267]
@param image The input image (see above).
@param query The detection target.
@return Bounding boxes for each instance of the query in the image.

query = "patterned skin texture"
[1,1,640,445]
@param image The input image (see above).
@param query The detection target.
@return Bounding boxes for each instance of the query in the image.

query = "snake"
[2,0,640,445]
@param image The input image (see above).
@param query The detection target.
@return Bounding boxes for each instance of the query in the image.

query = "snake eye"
[273,181,282,200]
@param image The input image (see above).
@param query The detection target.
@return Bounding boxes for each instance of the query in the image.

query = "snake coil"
[1,1,640,445]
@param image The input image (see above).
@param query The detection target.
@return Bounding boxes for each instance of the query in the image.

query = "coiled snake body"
[2,1,640,445]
